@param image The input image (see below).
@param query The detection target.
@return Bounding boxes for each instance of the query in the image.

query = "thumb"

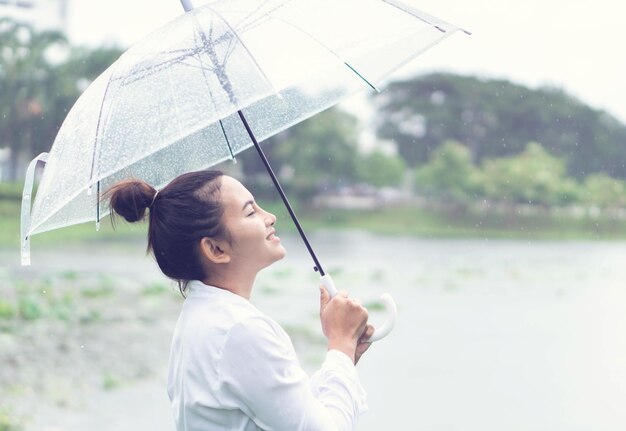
[319,285,330,309]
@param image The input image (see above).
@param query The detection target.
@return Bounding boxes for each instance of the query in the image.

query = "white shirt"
[167,280,368,431]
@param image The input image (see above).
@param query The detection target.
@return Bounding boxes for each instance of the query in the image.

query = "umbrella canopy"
[21,0,465,260]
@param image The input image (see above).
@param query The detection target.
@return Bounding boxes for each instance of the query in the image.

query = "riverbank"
[4,197,626,251]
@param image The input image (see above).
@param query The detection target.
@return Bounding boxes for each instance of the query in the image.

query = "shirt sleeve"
[216,316,368,431]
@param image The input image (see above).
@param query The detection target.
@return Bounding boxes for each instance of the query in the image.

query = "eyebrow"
[242,200,254,211]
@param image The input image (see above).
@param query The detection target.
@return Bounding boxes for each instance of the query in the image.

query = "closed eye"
[243,200,255,216]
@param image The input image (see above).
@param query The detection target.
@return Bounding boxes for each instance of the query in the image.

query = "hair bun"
[105,179,156,223]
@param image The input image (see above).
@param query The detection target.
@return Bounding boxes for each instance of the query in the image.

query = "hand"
[355,324,374,365]
[320,286,368,364]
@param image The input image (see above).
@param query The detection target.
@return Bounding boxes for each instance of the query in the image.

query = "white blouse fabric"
[167,280,368,431]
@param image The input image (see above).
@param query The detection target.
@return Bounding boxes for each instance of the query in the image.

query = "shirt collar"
[185,279,250,304]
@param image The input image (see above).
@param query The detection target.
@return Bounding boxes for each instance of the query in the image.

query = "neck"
[203,265,258,300]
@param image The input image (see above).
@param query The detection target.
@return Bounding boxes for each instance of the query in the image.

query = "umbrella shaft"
[237,110,326,276]
[180,0,194,12]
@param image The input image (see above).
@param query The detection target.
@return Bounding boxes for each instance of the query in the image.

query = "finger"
[358,339,372,352]
[356,339,372,360]
[337,290,349,298]
[319,285,330,308]
[359,324,375,342]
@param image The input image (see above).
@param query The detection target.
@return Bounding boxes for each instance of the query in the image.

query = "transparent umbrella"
[21,0,468,340]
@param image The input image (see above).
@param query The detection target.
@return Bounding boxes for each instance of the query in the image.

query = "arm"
[218,317,367,431]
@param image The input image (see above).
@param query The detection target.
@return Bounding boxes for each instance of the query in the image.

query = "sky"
[66,0,626,124]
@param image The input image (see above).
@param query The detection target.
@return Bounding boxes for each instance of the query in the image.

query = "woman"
[106,170,374,431]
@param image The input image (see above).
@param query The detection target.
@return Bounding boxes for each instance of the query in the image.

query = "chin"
[275,245,287,261]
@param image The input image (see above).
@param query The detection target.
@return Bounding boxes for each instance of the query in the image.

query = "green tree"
[0,18,66,180]
[29,46,122,158]
[414,140,482,202]
[0,18,122,179]
[239,108,360,200]
[481,142,579,206]
[355,150,405,188]
[374,73,626,179]
[579,174,626,209]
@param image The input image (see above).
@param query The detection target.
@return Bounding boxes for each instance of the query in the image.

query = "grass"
[5,193,626,249]
[1,198,147,248]
[102,373,122,391]
[288,205,626,240]
[81,277,115,298]
[140,282,168,296]
[0,409,22,431]
[0,300,15,319]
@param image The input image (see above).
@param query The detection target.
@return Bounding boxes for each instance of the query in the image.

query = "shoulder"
[226,315,292,350]
[180,291,261,334]
[220,315,297,366]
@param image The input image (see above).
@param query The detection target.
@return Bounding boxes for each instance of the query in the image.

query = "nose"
[266,211,276,227]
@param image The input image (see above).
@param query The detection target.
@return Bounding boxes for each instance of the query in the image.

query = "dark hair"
[105,170,226,295]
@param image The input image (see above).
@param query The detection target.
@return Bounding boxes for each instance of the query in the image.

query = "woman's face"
[219,176,286,269]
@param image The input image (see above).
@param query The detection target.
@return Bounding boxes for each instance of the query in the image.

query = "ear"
[199,237,231,264]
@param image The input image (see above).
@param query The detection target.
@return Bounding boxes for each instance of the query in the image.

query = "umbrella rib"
[194,13,238,105]
[110,7,279,88]
[379,0,470,35]
[190,24,237,160]
[96,180,101,229]
[203,4,279,98]
[270,16,381,92]
[88,69,117,187]
[229,0,292,34]
[115,48,205,86]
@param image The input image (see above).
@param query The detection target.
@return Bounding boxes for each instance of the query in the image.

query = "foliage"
[0,18,122,180]
[579,174,626,208]
[239,108,360,200]
[3,16,626,220]
[413,141,626,208]
[355,150,406,187]
[0,300,16,319]
[374,73,626,180]
[481,142,579,206]
[0,182,21,200]
[0,409,22,431]
[0,18,66,180]
[414,140,482,202]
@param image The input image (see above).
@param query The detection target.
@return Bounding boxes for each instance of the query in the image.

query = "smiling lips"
[267,229,279,241]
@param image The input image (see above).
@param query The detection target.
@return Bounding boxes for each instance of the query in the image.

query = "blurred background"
[1,1,625,430]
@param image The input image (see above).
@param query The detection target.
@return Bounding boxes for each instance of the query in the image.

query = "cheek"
[229,223,265,250]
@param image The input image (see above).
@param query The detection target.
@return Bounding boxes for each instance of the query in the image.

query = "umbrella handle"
[320,274,396,343]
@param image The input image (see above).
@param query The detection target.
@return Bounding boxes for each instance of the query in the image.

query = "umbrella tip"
[21,240,31,266]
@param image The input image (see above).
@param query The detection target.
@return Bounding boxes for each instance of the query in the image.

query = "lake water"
[5,232,626,430]
[268,232,626,431]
